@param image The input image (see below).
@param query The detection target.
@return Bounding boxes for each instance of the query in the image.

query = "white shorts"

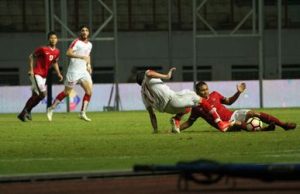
[230,109,250,122]
[30,74,47,95]
[65,71,93,88]
[164,89,200,114]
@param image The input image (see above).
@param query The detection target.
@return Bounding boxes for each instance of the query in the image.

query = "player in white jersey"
[136,67,231,133]
[47,25,93,122]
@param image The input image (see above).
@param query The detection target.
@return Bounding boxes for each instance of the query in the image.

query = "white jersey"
[141,73,175,112]
[67,38,92,73]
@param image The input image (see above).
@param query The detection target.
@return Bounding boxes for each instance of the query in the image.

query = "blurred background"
[0,0,299,87]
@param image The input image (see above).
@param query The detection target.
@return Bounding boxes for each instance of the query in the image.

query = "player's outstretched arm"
[146,106,158,133]
[146,67,176,80]
[222,82,246,105]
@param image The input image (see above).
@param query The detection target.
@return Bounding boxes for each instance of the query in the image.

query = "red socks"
[81,94,91,111]
[56,91,67,102]
[82,94,91,102]
[259,112,285,128]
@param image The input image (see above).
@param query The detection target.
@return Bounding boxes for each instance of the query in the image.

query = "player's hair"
[195,81,207,95]
[136,72,145,86]
[79,25,89,31]
[47,31,57,39]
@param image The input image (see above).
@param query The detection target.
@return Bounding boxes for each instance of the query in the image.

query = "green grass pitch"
[0,108,299,175]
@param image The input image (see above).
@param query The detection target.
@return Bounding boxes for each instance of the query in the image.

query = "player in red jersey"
[17,31,63,122]
[47,25,93,121]
[136,68,231,133]
[178,81,296,132]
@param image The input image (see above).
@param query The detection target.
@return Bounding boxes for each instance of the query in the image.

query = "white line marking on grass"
[0,156,134,163]
[262,153,300,158]
[236,149,300,155]
[0,158,71,162]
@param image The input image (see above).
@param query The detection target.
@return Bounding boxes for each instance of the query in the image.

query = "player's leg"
[164,90,194,133]
[247,111,296,131]
[27,91,47,120]
[174,90,231,131]
[25,91,37,120]
[170,108,191,133]
[18,75,46,122]
[47,74,75,121]
[49,86,72,109]
[46,86,72,121]
[199,98,231,132]
[230,110,275,132]
[18,93,39,122]
[79,73,93,122]
[169,90,231,132]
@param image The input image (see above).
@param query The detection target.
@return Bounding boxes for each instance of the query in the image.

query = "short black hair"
[47,31,57,39]
[195,81,207,95]
[79,25,89,31]
[136,72,145,86]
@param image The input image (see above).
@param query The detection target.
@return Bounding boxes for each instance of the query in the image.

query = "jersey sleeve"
[214,91,226,102]
[69,39,79,51]
[89,43,93,55]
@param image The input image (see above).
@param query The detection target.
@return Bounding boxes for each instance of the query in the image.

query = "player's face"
[48,34,58,47]
[80,27,89,40]
[198,84,209,98]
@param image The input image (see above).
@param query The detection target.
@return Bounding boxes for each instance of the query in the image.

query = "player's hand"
[237,83,246,93]
[57,74,63,82]
[167,67,176,79]
[169,67,176,72]
[87,64,92,74]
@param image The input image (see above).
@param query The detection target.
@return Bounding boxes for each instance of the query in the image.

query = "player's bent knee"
[82,85,93,96]
[64,91,71,96]
[252,112,261,117]
[64,88,73,96]
[83,86,93,95]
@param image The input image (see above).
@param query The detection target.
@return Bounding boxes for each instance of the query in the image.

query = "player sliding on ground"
[136,67,231,133]
[17,31,63,122]
[47,25,93,122]
[179,81,297,132]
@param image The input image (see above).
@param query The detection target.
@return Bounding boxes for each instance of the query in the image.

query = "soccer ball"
[246,117,263,131]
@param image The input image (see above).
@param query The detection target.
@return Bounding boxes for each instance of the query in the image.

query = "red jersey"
[189,91,233,129]
[33,46,60,78]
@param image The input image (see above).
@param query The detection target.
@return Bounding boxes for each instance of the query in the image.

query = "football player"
[17,31,63,121]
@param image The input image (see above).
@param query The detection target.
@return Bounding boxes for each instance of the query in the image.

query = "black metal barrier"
[134,159,300,190]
